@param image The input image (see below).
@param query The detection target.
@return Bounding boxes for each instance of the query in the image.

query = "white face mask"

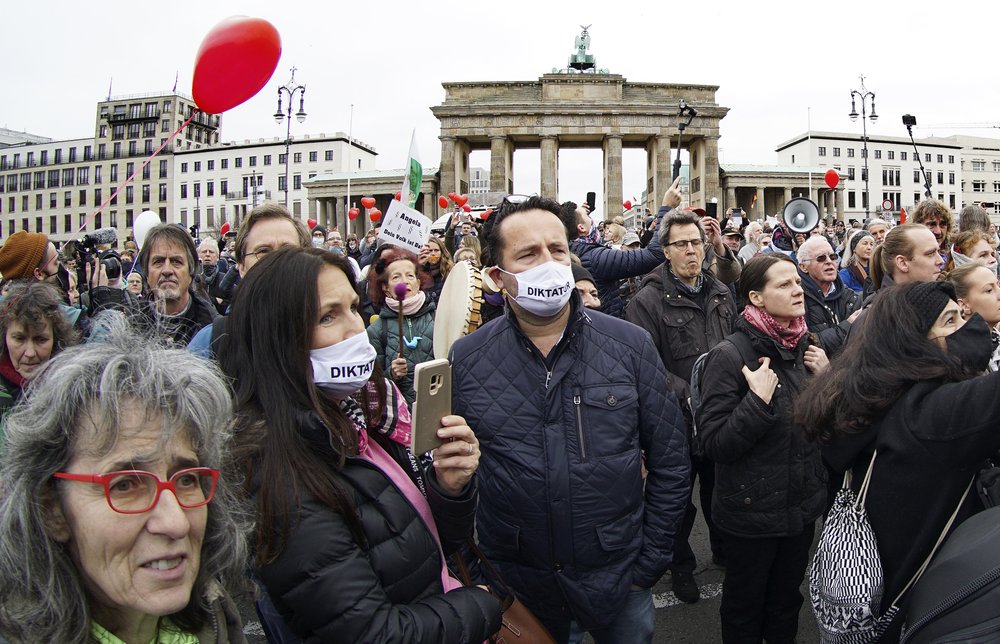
[310,331,377,398]
[500,261,574,317]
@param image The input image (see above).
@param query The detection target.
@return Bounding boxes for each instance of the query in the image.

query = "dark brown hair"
[368,248,432,309]
[737,253,796,303]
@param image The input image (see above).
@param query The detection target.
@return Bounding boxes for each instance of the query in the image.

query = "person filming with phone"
[218,246,501,642]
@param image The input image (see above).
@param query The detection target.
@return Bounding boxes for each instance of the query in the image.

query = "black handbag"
[975,457,1000,508]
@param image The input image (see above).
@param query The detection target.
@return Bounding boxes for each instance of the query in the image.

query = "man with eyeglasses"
[626,210,737,604]
[796,236,862,356]
[451,195,690,643]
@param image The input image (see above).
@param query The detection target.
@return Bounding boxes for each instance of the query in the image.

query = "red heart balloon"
[447,192,458,201]
[454,194,469,207]
[481,209,493,220]
[462,204,472,212]
[192,17,282,114]
[307,218,317,230]
[438,196,449,209]
[369,208,382,222]
[219,222,231,236]
[394,191,402,201]
[348,207,361,221]
[623,200,632,210]
[824,168,840,190]
[361,196,376,209]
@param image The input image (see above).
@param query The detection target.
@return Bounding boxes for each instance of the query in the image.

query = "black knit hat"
[904,281,957,335]
[571,262,595,286]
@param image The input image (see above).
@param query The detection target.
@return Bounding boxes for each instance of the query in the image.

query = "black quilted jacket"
[255,412,502,643]
[696,317,827,538]
[449,295,691,631]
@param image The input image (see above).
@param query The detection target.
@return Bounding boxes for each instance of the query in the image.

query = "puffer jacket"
[800,272,861,356]
[696,317,827,538]
[256,411,502,643]
[367,297,436,405]
[449,294,691,631]
[625,263,737,385]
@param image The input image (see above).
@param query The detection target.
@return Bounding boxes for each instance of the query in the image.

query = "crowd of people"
[0,192,997,643]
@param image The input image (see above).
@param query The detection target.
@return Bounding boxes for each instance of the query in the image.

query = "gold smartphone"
[411,359,452,456]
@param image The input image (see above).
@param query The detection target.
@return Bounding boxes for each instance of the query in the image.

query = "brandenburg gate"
[431,30,729,216]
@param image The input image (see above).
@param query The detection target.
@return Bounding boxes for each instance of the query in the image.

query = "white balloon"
[134,210,161,250]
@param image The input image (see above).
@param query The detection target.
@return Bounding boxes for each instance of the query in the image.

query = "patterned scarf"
[743,304,807,350]
[384,290,427,316]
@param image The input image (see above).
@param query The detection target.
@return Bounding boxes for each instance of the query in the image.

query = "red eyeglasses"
[53,467,220,515]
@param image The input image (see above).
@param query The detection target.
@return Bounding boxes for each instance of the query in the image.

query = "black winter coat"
[625,264,737,385]
[696,317,827,538]
[256,412,502,643]
[450,295,691,631]
[800,272,861,356]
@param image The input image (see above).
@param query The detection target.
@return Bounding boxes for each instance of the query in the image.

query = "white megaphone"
[781,197,820,234]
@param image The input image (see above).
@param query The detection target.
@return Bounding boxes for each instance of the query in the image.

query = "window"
[113,142,121,159]
[7,176,17,192]
[207,160,214,171]
[949,172,956,185]
[79,189,87,206]
[49,215,56,234]
[206,181,214,197]
[874,150,882,159]
[128,141,137,156]
[50,193,57,208]
[63,214,71,233]
[925,153,932,163]
[53,149,61,164]
[26,152,34,167]
[847,148,855,158]
[293,174,301,190]
[194,161,201,172]
[278,153,287,164]
[64,191,72,207]
[159,184,167,201]
[293,152,302,163]
[221,158,228,170]
[94,188,101,206]
[278,176,287,191]
[162,119,170,133]
[950,194,957,209]
[159,159,168,179]
[142,185,150,203]
[163,100,171,113]
[901,151,907,161]
[40,150,47,166]
[144,140,153,155]
[33,172,43,189]
[220,180,228,194]
[309,151,318,162]
[125,186,133,204]
[888,150,895,160]
[181,162,188,173]
[94,213,102,229]
[95,166,102,184]
[126,162,134,178]
[249,156,257,167]
[325,150,334,161]
[937,154,943,163]
[937,171,944,184]
[973,160,986,172]
[98,143,106,160]
[142,164,150,180]
[193,182,200,198]
[914,170,921,182]
[62,169,74,186]
[949,155,955,164]
[861,149,867,158]
[180,184,188,199]
[263,155,271,166]
[34,194,42,211]
[77,168,88,185]
[100,125,108,138]
[84,145,92,161]
[973,181,986,192]
[235,157,243,168]
[818,146,826,157]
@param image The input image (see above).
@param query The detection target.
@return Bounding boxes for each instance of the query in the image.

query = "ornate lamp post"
[273,67,306,207]
[849,76,878,217]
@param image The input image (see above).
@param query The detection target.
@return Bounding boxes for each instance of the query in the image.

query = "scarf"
[743,304,807,350]
[668,268,705,295]
[0,353,26,389]
[90,619,197,644]
[384,290,427,316]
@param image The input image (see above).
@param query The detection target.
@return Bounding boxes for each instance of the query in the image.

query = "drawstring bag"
[810,451,971,643]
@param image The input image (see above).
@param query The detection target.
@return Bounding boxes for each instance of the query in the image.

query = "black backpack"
[900,505,1000,643]
[688,330,758,449]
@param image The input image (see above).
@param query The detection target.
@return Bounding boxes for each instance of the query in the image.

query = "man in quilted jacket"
[450,195,691,643]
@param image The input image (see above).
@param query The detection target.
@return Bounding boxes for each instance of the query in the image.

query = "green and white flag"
[400,130,422,209]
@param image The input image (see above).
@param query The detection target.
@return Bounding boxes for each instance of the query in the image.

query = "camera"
[98,250,122,282]
[902,114,917,127]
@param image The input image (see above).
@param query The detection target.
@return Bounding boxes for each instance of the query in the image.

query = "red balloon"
[447,192,458,201]
[192,17,282,114]
[394,191,402,201]
[454,194,469,207]
[361,196,376,209]
[481,209,493,220]
[462,204,472,212]
[623,200,632,210]
[369,208,382,222]
[438,196,449,209]
[219,222,231,236]
[348,207,360,221]
[824,169,840,190]
[307,218,317,230]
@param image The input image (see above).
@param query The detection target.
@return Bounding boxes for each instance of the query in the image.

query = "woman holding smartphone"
[219,246,501,643]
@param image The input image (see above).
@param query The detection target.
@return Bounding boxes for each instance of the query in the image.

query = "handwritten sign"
[377,200,432,254]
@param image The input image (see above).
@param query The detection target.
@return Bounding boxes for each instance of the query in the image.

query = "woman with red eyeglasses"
[0,330,250,644]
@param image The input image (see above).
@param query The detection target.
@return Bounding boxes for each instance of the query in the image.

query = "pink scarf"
[743,304,807,350]
[385,290,427,316]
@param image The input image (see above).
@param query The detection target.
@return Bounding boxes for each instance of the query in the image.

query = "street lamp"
[274,67,306,207]
[849,75,878,218]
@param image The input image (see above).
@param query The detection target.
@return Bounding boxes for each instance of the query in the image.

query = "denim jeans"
[567,587,655,644]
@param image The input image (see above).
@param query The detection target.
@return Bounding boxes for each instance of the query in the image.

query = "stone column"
[702,136,721,201]
[307,196,317,221]
[439,137,456,214]
[783,187,793,205]
[756,187,766,219]
[540,136,559,198]
[490,135,513,194]
[646,135,673,207]
[603,135,623,220]
[455,138,471,196]
[726,186,737,211]
[836,188,845,220]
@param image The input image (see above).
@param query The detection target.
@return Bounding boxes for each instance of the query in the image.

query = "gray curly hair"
[0,329,250,643]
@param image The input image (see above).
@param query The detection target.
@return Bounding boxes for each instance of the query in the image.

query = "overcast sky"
[3,0,992,215]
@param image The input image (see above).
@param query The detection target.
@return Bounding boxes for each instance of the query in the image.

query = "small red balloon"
[454,194,469,207]
[623,200,632,210]
[192,16,282,114]
[361,196,376,209]
[481,209,493,220]
[462,204,472,212]
[394,191,402,201]
[348,207,360,221]
[824,169,840,190]
[438,196,449,209]
[307,218,317,230]
[219,222,231,236]
[369,208,382,222]
[447,192,458,201]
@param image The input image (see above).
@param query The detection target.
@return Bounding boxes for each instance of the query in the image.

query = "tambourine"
[433,260,484,359]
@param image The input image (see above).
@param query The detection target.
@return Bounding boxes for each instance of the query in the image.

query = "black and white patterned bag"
[810,452,971,643]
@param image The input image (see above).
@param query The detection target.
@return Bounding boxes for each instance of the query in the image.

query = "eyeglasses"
[53,467,220,515]
[666,238,706,250]
[245,243,295,262]
[803,253,840,264]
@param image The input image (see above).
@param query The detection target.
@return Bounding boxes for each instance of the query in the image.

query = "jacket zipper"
[901,566,1000,642]
[574,388,587,461]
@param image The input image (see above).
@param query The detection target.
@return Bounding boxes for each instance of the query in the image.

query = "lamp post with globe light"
[849,76,878,218]
[273,67,306,207]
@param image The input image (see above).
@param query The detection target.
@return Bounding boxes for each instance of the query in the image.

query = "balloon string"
[79,110,199,234]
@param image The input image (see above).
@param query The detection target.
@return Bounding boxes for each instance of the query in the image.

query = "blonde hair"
[604,223,626,245]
